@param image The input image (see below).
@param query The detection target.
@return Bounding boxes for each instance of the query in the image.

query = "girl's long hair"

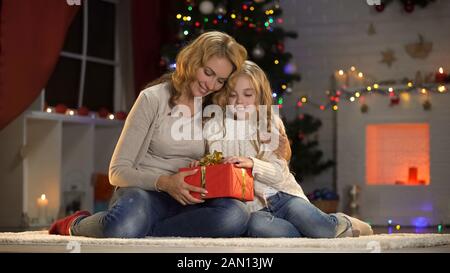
[212,60,282,159]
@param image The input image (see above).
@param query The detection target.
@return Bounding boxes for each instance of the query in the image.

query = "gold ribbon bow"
[199,150,223,166]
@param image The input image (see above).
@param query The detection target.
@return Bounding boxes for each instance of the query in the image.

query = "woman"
[49,31,249,238]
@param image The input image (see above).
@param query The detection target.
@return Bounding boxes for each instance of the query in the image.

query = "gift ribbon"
[241,168,246,201]
[201,166,206,197]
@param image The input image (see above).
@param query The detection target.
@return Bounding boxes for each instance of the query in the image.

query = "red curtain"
[0,0,79,130]
[131,0,173,96]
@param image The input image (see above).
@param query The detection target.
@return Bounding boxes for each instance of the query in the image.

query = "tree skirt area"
[0,231,449,253]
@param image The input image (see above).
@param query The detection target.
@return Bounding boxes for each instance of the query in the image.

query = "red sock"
[48,210,91,235]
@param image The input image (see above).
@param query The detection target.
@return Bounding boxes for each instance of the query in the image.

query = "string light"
[332,105,338,111]
[46,107,52,113]
[438,85,446,93]
[301,96,307,103]
[274,59,279,65]
[396,225,401,230]
[108,114,115,120]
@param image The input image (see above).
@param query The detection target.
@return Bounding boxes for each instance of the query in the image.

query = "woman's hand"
[222,156,254,168]
[189,160,200,168]
[156,170,207,206]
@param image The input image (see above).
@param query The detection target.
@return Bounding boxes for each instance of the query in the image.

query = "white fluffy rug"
[0,231,449,253]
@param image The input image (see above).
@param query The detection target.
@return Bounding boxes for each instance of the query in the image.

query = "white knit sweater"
[205,116,309,212]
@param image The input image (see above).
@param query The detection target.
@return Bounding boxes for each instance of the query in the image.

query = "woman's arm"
[108,91,161,190]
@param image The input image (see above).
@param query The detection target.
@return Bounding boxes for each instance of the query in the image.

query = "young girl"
[195,61,373,238]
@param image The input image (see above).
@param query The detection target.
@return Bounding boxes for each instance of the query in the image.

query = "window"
[45,0,118,113]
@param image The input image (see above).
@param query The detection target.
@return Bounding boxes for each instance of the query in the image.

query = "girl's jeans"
[71,187,250,238]
[247,192,350,238]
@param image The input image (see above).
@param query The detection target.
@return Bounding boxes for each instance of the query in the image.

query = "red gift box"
[179,163,254,201]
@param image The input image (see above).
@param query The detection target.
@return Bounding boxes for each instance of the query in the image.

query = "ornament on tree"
[252,45,265,59]
[276,42,285,53]
[215,4,227,15]
[284,62,297,74]
[199,0,214,15]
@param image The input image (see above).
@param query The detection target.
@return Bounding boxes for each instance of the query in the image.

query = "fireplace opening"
[366,123,430,186]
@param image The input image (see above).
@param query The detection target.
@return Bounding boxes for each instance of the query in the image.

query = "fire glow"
[366,123,430,186]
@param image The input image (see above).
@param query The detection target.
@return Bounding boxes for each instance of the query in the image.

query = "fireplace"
[366,123,430,186]
[336,92,450,226]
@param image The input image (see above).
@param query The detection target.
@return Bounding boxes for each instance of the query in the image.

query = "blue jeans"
[71,187,250,238]
[247,192,350,238]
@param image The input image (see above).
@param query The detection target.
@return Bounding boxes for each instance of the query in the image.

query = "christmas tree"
[160,0,300,99]
[285,114,335,182]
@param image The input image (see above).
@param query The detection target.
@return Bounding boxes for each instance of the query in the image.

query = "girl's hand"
[156,170,207,206]
[189,160,200,168]
[222,156,254,168]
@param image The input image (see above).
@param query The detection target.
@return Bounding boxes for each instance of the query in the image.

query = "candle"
[408,167,418,184]
[435,67,447,83]
[37,194,48,224]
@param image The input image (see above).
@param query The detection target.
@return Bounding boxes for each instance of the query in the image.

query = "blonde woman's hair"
[147,31,247,108]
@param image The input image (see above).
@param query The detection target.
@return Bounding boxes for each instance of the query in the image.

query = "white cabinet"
[0,96,124,229]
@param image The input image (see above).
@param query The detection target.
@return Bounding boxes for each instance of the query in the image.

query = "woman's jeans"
[247,192,350,238]
[71,187,250,238]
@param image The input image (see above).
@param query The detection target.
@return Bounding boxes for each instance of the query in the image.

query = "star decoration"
[380,49,396,67]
